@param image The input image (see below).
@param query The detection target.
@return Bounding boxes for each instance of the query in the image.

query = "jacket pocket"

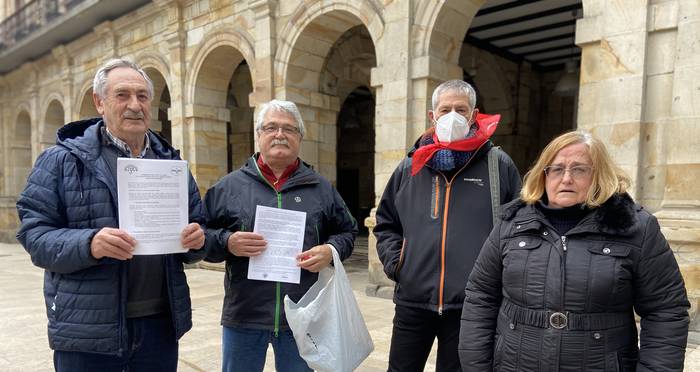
[616,348,638,372]
[492,332,504,370]
[586,244,633,305]
[502,237,542,291]
[394,239,407,281]
[606,352,620,372]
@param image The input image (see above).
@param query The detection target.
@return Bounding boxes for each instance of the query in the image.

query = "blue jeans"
[53,313,178,372]
[222,326,312,372]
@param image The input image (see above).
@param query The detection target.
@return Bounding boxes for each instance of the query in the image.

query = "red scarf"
[411,113,500,176]
[257,155,300,191]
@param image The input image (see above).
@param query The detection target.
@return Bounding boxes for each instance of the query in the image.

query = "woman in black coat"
[459,131,689,371]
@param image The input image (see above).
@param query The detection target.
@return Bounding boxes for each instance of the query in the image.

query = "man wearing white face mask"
[375,80,521,371]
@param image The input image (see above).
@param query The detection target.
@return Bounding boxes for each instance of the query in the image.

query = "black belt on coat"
[500,298,635,331]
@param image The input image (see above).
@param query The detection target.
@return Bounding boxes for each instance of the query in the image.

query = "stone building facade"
[0,0,698,325]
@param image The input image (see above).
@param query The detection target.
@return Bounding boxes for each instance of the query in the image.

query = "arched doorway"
[13,111,32,194]
[226,61,254,172]
[42,99,64,151]
[143,67,172,143]
[190,44,254,190]
[428,0,582,172]
[78,87,99,119]
[336,86,375,234]
[282,11,378,238]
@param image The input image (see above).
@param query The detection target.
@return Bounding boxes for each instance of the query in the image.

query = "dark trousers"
[53,313,177,372]
[388,305,462,372]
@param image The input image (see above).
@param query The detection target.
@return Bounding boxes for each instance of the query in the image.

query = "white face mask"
[435,110,470,143]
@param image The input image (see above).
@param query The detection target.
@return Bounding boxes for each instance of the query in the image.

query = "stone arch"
[420,0,484,64]
[279,10,381,175]
[185,28,256,191]
[136,51,171,90]
[41,99,65,150]
[142,67,172,142]
[278,7,379,237]
[76,81,99,120]
[12,110,32,194]
[275,1,384,93]
[185,27,256,106]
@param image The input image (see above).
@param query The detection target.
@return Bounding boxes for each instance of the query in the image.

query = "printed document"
[117,158,189,255]
[248,205,307,284]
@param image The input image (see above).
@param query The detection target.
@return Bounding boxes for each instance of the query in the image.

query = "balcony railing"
[0,0,86,52]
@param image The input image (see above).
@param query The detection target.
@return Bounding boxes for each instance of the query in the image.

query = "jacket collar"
[242,154,320,190]
[502,193,640,236]
[57,118,177,162]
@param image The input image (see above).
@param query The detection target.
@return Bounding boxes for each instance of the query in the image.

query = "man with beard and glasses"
[374,79,522,371]
[16,58,206,371]
[204,99,358,372]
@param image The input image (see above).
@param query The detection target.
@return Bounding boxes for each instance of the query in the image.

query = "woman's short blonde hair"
[521,131,630,207]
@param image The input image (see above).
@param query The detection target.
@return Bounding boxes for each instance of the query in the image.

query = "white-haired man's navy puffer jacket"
[16,118,206,356]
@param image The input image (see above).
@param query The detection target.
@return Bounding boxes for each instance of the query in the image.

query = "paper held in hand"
[248,205,307,284]
[117,158,189,255]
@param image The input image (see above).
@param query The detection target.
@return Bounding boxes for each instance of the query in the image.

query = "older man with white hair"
[204,99,358,372]
[16,58,206,371]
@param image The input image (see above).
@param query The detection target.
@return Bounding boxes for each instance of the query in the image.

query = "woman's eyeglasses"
[543,165,593,180]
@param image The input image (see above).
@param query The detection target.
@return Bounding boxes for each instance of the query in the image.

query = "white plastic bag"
[284,246,374,372]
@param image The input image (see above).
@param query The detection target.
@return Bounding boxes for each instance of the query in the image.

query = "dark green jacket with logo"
[204,155,358,332]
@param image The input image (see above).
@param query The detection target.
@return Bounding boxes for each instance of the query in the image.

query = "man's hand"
[181,223,205,250]
[227,232,267,257]
[90,228,136,260]
[297,244,333,272]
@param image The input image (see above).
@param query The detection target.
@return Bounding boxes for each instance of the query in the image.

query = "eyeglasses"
[260,124,300,136]
[543,165,593,180]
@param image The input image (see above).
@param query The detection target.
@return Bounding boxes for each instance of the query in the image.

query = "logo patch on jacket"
[295,196,302,203]
[463,178,484,186]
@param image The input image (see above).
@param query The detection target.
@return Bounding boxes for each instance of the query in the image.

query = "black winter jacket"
[374,140,521,313]
[459,194,690,371]
[16,119,206,355]
[204,155,358,332]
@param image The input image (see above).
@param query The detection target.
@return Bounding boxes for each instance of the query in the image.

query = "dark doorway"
[336,86,375,235]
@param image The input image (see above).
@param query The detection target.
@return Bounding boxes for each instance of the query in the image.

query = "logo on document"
[124,164,138,175]
[171,166,184,175]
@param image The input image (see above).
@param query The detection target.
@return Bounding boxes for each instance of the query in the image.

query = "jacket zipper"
[274,191,282,337]
[438,181,452,315]
[561,235,568,309]
[252,161,283,338]
[435,142,487,315]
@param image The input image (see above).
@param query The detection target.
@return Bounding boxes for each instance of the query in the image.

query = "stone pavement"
[1,241,699,371]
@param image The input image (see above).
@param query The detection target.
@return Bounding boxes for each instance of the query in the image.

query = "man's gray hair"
[255,99,306,137]
[431,79,477,111]
[93,58,154,99]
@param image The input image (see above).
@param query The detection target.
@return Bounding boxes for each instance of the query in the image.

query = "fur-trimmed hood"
[501,193,641,235]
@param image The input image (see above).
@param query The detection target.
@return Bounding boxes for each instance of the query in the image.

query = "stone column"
[162,1,187,156]
[0,77,16,242]
[0,76,6,197]
[184,103,231,193]
[94,21,117,59]
[365,1,415,296]
[249,0,275,106]
[52,46,73,124]
[652,0,700,329]
[576,0,649,195]
[365,0,467,297]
